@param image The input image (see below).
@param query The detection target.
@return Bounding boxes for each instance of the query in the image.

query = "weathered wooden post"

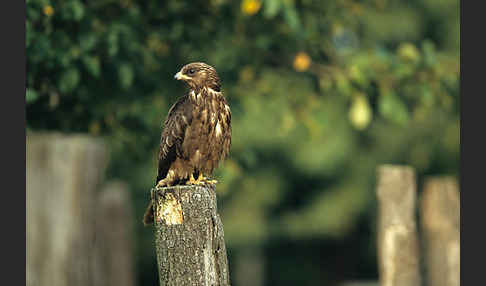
[93,181,136,286]
[27,133,107,286]
[420,177,460,286]
[376,165,421,286]
[150,184,230,286]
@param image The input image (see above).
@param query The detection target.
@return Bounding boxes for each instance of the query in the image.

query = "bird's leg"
[186,173,198,185]
[192,172,205,185]
[156,170,176,188]
[155,179,168,189]
[155,176,174,189]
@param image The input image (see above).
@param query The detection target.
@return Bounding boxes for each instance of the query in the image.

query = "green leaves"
[422,40,438,67]
[61,0,85,22]
[82,56,101,78]
[80,34,98,53]
[26,88,39,104]
[263,0,281,18]
[58,68,81,93]
[107,30,120,58]
[282,1,301,32]
[118,64,134,89]
[379,92,410,126]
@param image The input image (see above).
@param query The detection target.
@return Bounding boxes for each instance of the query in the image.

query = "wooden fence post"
[93,181,136,286]
[376,165,421,286]
[420,177,460,286]
[151,184,230,286]
[27,133,107,286]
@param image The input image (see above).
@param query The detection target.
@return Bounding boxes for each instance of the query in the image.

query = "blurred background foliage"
[26,0,459,285]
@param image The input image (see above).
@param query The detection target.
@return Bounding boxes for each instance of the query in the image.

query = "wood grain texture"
[27,132,107,286]
[152,184,230,286]
[420,177,460,286]
[376,165,421,286]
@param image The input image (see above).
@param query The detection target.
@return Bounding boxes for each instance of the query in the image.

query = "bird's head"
[174,62,221,91]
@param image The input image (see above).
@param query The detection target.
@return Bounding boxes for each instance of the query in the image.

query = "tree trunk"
[151,184,230,286]
[376,165,421,286]
[26,132,107,286]
[420,177,460,286]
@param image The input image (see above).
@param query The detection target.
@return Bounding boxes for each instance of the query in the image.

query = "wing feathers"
[157,95,192,183]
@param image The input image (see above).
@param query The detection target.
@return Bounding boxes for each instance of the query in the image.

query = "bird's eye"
[188,69,195,75]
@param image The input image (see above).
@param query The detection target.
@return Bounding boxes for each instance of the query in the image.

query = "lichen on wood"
[151,184,230,286]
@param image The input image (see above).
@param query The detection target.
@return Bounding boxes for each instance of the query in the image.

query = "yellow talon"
[197,173,218,185]
[186,173,197,185]
[187,173,218,185]
[194,173,206,185]
[156,178,168,188]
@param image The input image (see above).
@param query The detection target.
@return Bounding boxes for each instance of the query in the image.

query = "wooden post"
[420,177,460,286]
[93,181,136,286]
[376,165,421,286]
[151,184,230,286]
[26,133,107,286]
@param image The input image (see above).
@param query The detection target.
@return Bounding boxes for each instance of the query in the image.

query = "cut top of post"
[376,165,417,225]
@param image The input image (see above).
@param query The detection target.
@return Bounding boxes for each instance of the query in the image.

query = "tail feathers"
[143,200,154,226]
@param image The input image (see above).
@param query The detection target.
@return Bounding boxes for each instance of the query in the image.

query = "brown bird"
[143,62,232,225]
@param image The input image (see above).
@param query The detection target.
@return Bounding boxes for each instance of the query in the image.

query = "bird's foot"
[192,173,207,185]
[197,173,218,185]
[186,173,198,185]
[186,173,218,186]
[204,178,218,184]
[156,178,169,189]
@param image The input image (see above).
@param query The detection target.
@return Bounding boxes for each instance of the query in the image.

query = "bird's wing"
[156,95,193,183]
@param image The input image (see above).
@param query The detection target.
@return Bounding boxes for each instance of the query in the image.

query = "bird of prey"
[143,62,232,225]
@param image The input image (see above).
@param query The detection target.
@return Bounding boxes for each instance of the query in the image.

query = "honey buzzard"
[143,62,232,225]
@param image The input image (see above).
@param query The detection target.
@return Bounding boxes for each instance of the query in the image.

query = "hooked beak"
[174,71,184,80]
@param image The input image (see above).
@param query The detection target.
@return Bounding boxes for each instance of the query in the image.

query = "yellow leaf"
[349,95,372,130]
[241,0,261,15]
[43,5,54,17]
[293,52,311,72]
[398,42,420,63]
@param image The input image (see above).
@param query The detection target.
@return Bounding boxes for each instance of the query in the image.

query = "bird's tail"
[143,200,154,226]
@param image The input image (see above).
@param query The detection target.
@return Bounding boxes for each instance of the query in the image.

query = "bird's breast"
[185,88,230,173]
